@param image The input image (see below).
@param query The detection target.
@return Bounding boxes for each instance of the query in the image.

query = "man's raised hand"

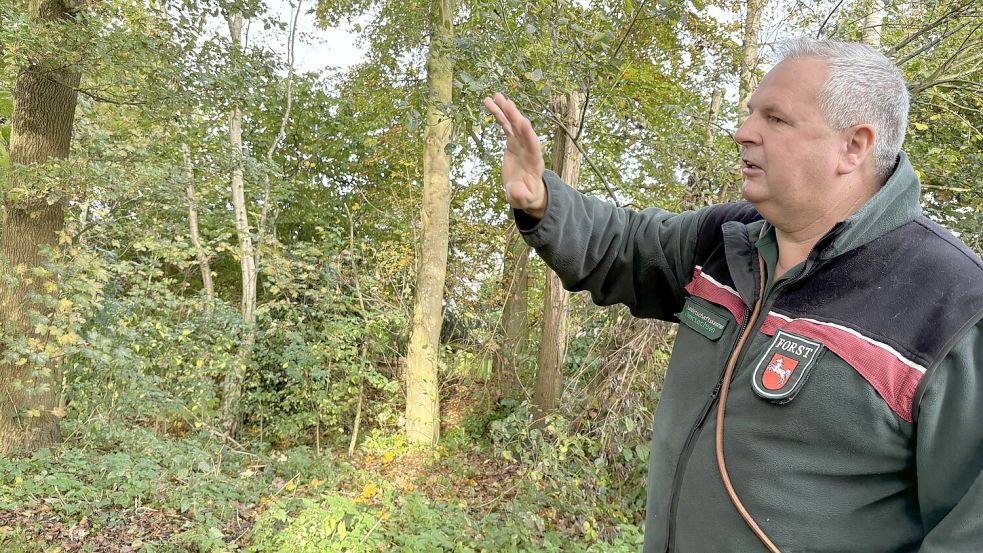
[483,93,547,219]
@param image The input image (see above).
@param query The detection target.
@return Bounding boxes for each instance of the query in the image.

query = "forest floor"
[0,396,645,551]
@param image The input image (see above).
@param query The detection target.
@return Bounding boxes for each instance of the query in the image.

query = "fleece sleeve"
[915,319,983,552]
[513,169,707,321]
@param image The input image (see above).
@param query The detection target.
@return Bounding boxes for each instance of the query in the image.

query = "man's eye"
[768,115,785,124]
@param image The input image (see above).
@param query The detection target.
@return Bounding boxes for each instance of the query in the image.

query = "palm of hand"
[484,93,548,218]
[502,139,545,210]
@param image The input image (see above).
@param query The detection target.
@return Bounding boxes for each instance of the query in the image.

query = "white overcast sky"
[260,1,368,76]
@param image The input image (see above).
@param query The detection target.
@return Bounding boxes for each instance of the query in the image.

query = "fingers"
[484,93,542,156]
[483,95,514,137]
[497,95,533,140]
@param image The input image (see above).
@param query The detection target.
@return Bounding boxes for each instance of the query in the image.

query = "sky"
[261,1,368,76]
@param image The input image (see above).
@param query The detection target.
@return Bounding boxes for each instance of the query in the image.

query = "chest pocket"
[678,296,730,341]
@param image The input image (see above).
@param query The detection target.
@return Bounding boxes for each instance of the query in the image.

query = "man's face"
[735,57,845,224]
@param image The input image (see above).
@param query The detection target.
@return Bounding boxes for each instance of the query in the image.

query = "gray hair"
[777,38,910,178]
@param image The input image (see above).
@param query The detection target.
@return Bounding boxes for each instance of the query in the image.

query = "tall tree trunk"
[220,12,257,438]
[404,0,454,446]
[737,0,765,125]
[181,143,215,302]
[862,0,885,47]
[494,227,529,397]
[685,76,724,209]
[532,91,583,427]
[720,0,765,202]
[0,0,80,455]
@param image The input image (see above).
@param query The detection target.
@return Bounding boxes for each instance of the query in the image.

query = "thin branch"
[257,0,302,254]
[896,19,974,67]
[909,21,983,95]
[815,0,847,38]
[886,1,975,57]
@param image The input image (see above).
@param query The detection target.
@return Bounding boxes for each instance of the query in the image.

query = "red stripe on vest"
[684,267,747,324]
[760,314,923,422]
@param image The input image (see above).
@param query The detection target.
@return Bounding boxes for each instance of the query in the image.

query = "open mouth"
[742,158,762,170]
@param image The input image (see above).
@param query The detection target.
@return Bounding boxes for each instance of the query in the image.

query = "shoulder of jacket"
[909,216,983,273]
[696,202,762,243]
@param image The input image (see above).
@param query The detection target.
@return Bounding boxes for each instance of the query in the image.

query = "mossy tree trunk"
[494,228,529,397]
[0,0,80,456]
[532,91,583,427]
[404,0,454,446]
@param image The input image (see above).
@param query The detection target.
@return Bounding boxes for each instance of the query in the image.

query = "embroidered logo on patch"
[751,330,824,403]
[679,297,729,341]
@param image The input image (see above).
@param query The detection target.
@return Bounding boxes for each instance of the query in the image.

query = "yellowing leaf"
[382,451,395,464]
[57,333,81,346]
[361,482,377,498]
[50,406,67,418]
[310,478,325,489]
[57,299,73,312]
[25,408,41,418]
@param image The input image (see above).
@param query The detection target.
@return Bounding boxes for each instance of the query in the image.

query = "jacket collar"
[821,150,923,258]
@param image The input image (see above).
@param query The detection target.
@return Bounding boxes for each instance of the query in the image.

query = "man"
[484,38,983,552]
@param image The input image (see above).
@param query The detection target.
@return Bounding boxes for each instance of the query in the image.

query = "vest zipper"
[664,224,840,552]
[665,303,751,553]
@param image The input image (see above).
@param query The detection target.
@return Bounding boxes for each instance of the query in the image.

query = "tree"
[404,0,454,446]
[0,0,81,454]
[737,0,765,124]
[494,227,529,397]
[532,90,582,426]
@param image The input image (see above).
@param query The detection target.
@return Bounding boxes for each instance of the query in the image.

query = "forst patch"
[751,330,824,403]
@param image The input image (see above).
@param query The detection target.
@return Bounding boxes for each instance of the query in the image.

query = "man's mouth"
[742,158,762,170]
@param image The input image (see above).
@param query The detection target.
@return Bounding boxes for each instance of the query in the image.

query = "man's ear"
[838,124,876,175]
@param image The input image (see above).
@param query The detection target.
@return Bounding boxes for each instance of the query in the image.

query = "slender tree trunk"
[0,0,80,455]
[862,0,885,47]
[181,143,215,302]
[685,77,724,208]
[257,0,300,269]
[532,91,583,427]
[707,85,724,145]
[721,0,765,202]
[494,227,529,396]
[404,0,454,446]
[737,0,765,125]
[220,12,257,438]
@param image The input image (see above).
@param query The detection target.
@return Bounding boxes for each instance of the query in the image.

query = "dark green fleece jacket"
[516,152,983,552]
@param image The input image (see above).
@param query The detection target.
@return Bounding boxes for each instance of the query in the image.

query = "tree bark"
[0,0,80,455]
[532,91,583,427]
[737,0,765,125]
[181,143,215,302]
[404,0,454,446]
[721,0,765,202]
[494,227,529,397]
[220,12,257,438]
[685,76,724,209]
[862,0,885,47]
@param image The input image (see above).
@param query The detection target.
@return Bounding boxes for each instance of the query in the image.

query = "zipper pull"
[696,382,723,428]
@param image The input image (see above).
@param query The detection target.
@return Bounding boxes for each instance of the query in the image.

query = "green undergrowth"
[0,408,647,552]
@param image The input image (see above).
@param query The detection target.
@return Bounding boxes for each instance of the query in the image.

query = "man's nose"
[733,116,757,146]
